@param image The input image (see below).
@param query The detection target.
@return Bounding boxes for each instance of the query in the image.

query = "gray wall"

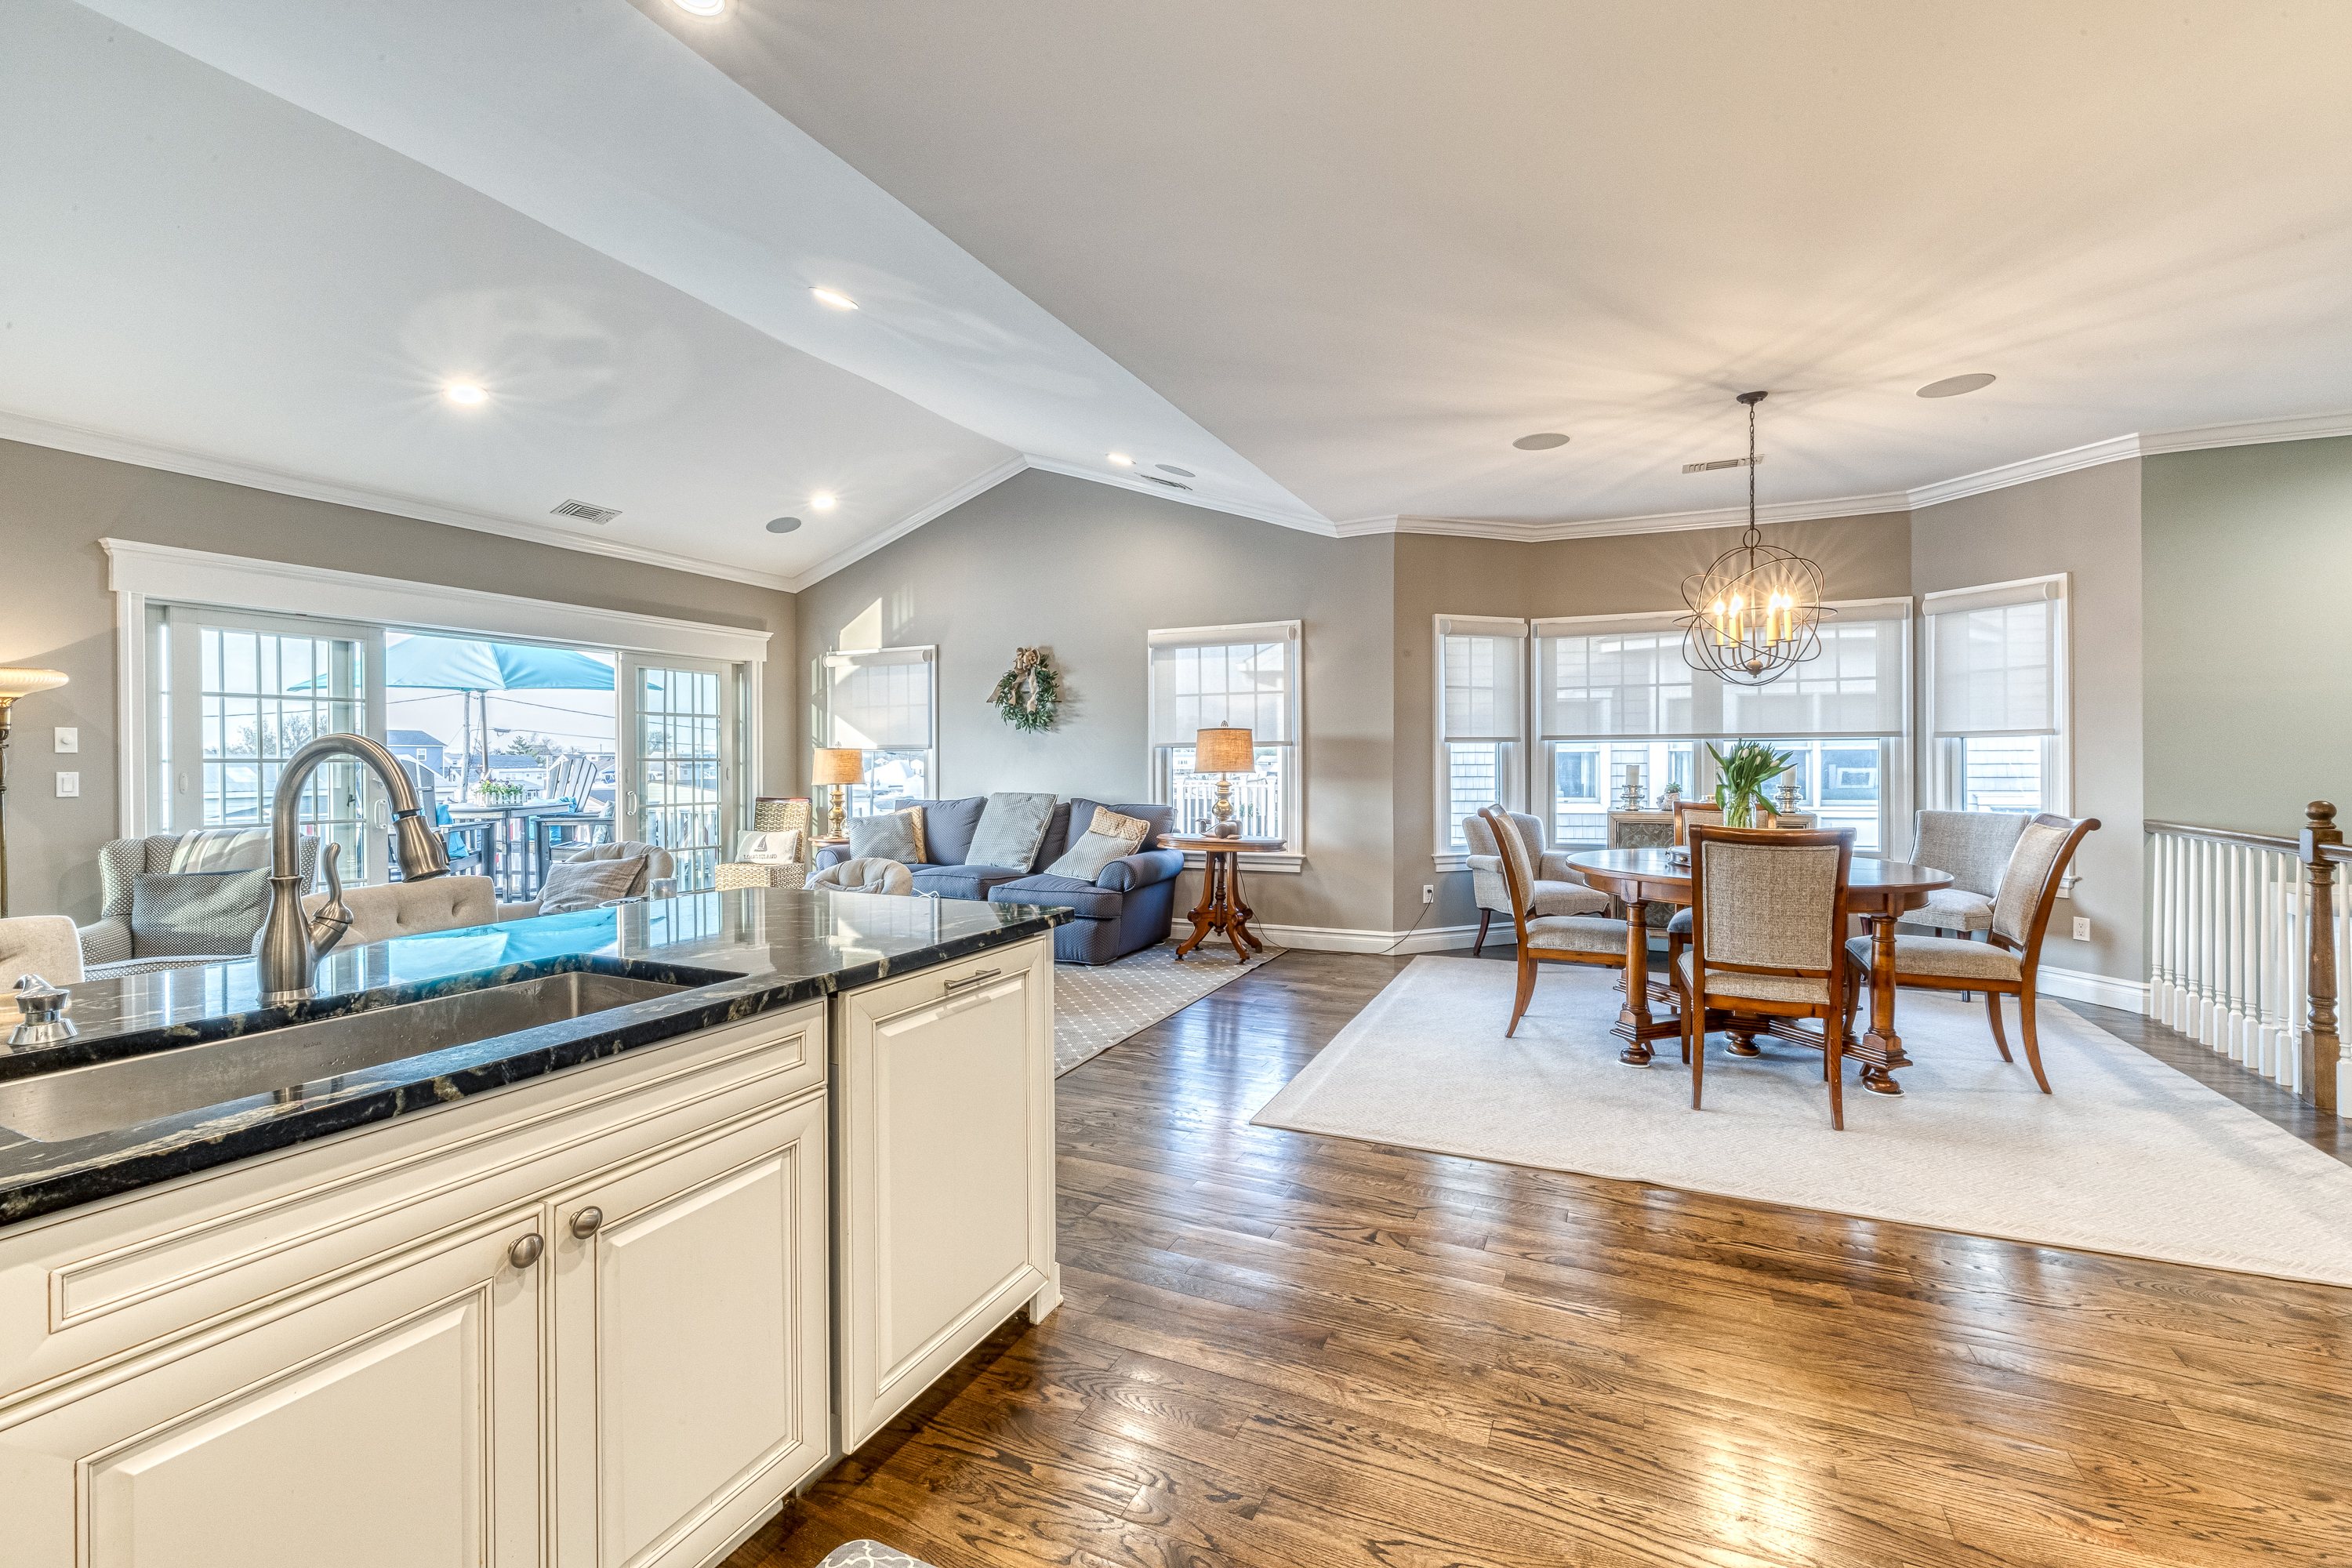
[0,437,795,921]
[795,468,1398,935]
[1912,459,2143,983]
[1392,514,1915,933]
[2143,437,2352,834]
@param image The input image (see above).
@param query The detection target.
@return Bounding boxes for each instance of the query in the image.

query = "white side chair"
[1461,811,1609,953]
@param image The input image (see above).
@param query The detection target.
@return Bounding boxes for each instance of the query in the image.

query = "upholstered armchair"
[294,876,499,950]
[495,840,677,920]
[77,830,321,980]
[1899,810,2030,937]
[1462,811,1610,953]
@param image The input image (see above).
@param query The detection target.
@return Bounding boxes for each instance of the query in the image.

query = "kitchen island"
[0,887,1067,1568]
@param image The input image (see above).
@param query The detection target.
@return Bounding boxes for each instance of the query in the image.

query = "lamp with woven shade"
[811,747,864,839]
[1193,726,1255,837]
[0,667,70,918]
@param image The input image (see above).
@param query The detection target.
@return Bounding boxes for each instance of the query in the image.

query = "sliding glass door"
[619,655,742,891]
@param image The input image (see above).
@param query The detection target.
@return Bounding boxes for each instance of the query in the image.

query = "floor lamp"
[0,667,70,919]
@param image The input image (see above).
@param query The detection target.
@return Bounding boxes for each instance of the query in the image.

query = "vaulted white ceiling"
[9,1,2352,588]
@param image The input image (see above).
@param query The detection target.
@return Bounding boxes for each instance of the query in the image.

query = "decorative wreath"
[988,646,1062,733]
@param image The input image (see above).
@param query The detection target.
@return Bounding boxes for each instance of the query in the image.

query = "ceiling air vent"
[550,499,622,524]
[1137,473,1194,492]
[1682,456,1763,474]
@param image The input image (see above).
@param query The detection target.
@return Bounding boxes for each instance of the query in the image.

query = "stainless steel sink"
[0,970,687,1144]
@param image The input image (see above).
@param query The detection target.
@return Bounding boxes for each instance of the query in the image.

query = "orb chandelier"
[1679,390,1832,687]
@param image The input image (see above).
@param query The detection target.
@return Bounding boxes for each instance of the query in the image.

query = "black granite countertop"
[0,889,1066,1229]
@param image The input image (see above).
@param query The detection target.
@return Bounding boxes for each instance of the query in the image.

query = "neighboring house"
[385,729,448,777]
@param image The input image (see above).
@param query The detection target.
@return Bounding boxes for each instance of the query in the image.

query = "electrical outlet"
[53,727,77,753]
[2071,916,2091,942]
[1423,884,1436,905]
[55,771,79,798]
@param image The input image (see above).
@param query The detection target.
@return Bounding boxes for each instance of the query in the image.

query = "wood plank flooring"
[729,949,2352,1568]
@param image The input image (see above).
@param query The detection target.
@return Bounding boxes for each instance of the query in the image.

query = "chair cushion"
[909,863,1029,901]
[966,793,1058,871]
[1523,914,1630,954]
[1530,880,1612,917]
[1667,907,1693,935]
[1679,949,1833,1007]
[989,873,1125,921]
[129,869,273,956]
[1898,886,1995,932]
[538,854,646,914]
[1849,933,2023,982]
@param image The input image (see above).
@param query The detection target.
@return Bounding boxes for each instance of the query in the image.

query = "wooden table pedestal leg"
[1857,912,1912,1095]
[1617,899,1657,1065]
[1175,853,1221,960]
[1227,860,1262,957]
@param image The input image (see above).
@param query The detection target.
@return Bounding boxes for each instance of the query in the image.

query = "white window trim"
[1432,614,1529,866]
[1146,618,1305,873]
[103,538,768,839]
[1919,572,2072,866]
[820,644,939,807]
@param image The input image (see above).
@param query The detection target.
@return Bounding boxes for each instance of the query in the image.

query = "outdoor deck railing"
[2144,803,2343,1116]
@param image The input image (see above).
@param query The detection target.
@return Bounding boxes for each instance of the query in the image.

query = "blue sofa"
[814,795,1182,964]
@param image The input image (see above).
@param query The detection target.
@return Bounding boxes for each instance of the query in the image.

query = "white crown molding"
[2138,408,2352,457]
[1904,433,2142,510]
[0,406,800,593]
[782,454,1030,593]
[1342,489,1911,543]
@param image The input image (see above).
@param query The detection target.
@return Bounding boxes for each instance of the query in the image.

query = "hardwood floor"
[730,949,2352,1568]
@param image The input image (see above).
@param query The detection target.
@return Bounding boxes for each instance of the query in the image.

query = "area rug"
[1054,940,1279,1075]
[1252,955,2352,1287]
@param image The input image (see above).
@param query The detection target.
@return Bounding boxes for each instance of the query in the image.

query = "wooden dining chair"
[1681,824,1857,1128]
[1841,814,2100,1094]
[1480,805,1632,1037]
[1661,798,1723,981]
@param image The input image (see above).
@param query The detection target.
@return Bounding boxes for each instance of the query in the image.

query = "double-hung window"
[1533,599,1911,853]
[822,646,936,814]
[1148,621,1300,852]
[1922,575,2067,816]
[1436,616,1526,851]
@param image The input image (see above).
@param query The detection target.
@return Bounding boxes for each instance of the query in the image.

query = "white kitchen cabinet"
[0,1207,546,1568]
[549,1088,829,1568]
[833,935,1057,1450]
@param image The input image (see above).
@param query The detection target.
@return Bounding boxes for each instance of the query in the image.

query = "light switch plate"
[55,771,80,798]
[2071,916,2091,942]
[53,727,78,753]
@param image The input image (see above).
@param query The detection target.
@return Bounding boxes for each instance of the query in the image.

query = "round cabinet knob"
[509,1233,545,1269]
[570,1207,604,1240]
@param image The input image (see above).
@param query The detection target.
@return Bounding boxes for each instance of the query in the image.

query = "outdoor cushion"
[1899,886,1995,932]
[989,873,1125,921]
[848,807,927,865]
[1524,914,1630,953]
[1849,933,2023,982]
[1680,950,1834,1007]
[910,863,1030,901]
[900,797,986,864]
[966,792,1058,870]
[538,853,645,914]
[129,869,273,956]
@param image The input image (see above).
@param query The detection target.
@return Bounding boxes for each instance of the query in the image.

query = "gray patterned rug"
[817,1543,931,1568]
[1054,939,1279,1074]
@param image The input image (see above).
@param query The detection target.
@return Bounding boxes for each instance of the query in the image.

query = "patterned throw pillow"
[965,792,1058,869]
[538,854,647,914]
[1044,806,1153,880]
[129,869,273,956]
[847,808,927,865]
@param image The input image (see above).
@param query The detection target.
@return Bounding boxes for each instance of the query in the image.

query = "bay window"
[1436,616,1527,851]
[822,646,936,814]
[1922,575,2067,816]
[1148,621,1300,852]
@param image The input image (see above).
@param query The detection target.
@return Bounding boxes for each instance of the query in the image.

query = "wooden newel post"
[2299,800,2342,1116]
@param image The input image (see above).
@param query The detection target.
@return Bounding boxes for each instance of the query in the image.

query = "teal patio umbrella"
[383,639,615,792]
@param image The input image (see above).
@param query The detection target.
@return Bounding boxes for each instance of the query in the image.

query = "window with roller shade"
[1147,621,1299,850]
[822,646,935,815]
[1532,599,1911,852]
[1922,575,2067,817]
[1436,615,1526,851]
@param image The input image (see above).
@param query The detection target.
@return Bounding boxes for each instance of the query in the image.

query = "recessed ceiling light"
[444,383,487,405]
[765,517,802,534]
[1156,464,1196,477]
[670,0,726,16]
[1107,452,1134,466]
[1512,432,1570,451]
[1917,372,1997,399]
[810,287,858,311]
[810,492,837,510]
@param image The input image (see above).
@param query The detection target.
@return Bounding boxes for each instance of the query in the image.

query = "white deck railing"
[2146,806,2344,1115]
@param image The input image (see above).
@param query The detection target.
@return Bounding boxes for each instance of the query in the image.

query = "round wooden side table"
[1168,836,1286,961]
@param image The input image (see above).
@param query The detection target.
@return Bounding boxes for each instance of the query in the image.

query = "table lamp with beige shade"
[0,667,70,918]
[1192,727,1256,838]
[812,747,864,840]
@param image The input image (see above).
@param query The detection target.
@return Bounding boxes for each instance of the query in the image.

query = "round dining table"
[1564,848,1954,1095]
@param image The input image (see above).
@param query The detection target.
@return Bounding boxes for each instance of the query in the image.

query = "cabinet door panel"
[1,1212,543,1568]
[551,1092,826,1568]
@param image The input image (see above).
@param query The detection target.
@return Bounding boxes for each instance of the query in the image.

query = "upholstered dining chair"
[1462,810,1610,953]
[1480,806,1631,1037]
[1661,799,1723,978]
[1842,813,2100,1094]
[1680,824,1857,1129]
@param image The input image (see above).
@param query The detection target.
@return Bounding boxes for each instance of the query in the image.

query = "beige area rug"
[1253,955,2352,1287]
[1054,941,1279,1075]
